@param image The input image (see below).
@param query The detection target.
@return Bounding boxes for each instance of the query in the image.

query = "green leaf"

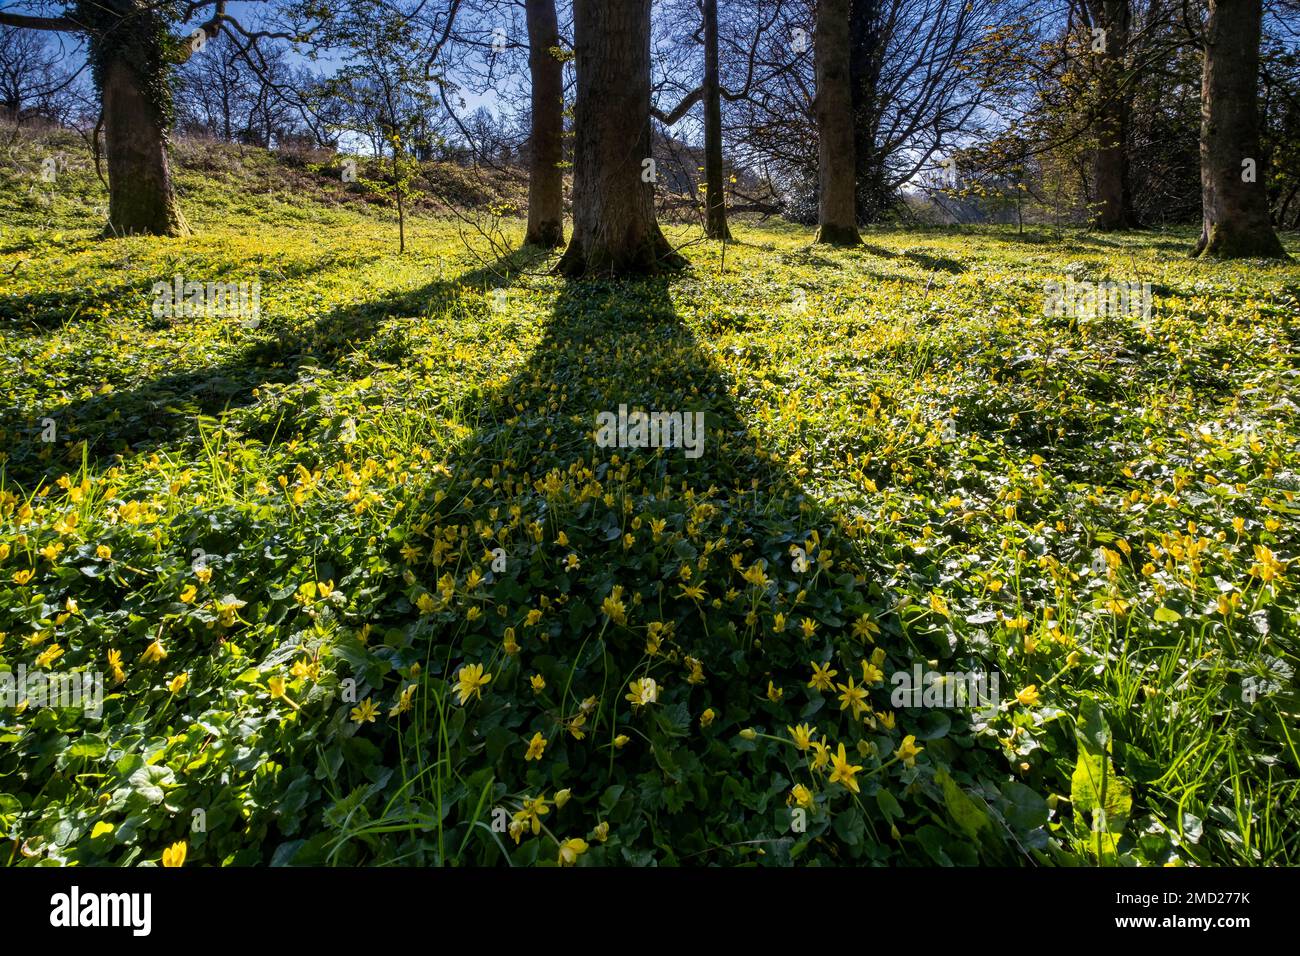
[935,767,990,839]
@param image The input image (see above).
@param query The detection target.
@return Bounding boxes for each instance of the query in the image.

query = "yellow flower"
[808,660,838,691]
[829,743,863,793]
[12,570,34,585]
[161,840,187,868]
[35,644,64,668]
[789,784,815,810]
[557,837,588,866]
[895,734,924,768]
[512,794,550,837]
[195,566,212,584]
[568,713,587,740]
[267,676,287,699]
[852,613,880,641]
[800,617,817,640]
[390,683,417,716]
[601,585,627,625]
[699,708,715,728]
[417,593,437,614]
[141,640,167,664]
[625,677,658,709]
[107,649,125,685]
[179,585,197,604]
[530,673,546,694]
[525,731,547,760]
[350,698,379,723]
[613,734,630,749]
[767,680,784,703]
[1015,685,1040,707]
[787,723,815,750]
[809,740,831,771]
[592,821,609,843]
[860,660,884,684]
[772,612,786,633]
[742,562,771,588]
[168,672,188,694]
[677,583,705,602]
[555,788,572,809]
[455,663,492,705]
[503,627,520,656]
[836,676,869,718]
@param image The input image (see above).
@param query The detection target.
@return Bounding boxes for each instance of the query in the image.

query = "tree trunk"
[814,0,861,245]
[702,0,731,241]
[525,0,565,248]
[1194,0,1287,258]
[556,0,682,275]
[849,0,889,223]
[1090,0,1134,230]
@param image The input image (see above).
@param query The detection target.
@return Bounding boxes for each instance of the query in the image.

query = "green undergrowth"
[1,134,1297,866]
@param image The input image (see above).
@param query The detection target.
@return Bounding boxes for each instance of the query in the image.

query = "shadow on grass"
[0,246,549,489]
[328,269,1015,867]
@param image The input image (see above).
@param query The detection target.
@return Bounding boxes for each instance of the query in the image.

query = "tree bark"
[849,0,888,223]
[814,0,861,245]
[100,55,190,237]
[1090,0,1134,230]
[556,0,682,275]
[88,1,189,238]
[1194,0,1287,258]
[525,0,565,248]
[702,0,731,241]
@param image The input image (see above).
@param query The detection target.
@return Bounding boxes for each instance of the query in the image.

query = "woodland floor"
[1,134,1298,866]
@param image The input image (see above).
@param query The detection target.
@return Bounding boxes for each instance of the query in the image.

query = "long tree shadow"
[368,269,1012,866]
[0,247,549,489]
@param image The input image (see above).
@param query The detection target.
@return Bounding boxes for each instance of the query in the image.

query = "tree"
[848,0,888,222]
[0,24,83,126]
[0,1,315,237]
[702,0,732,240]
[524,0,564,247]
[1194,0,1288,257]
[814,0,860,244]
[1086,0,1136,229]
[556,0,683,276]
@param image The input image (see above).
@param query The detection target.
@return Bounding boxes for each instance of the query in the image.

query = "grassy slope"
[1,132,1298,866]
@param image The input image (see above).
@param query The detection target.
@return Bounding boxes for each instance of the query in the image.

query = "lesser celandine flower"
[1015,685,1040,707]
[350,698,379,723]
[895,735,924,768]
[557,838,588,866]
[141,640,167,664]
[455,663,492,705]
[555,789,572,809]
[530,673,546,694]
[809,740,831,771]
[161,841,187,868]
[808,661,837,691]
[613,734,630,749]
[625,677,658,709]
[525,732,547,760]
[168,673,188,694]
[738,727,757,740]
[836,676,869,718]
[592,822,609,842]
[829,743,863,793]
[789,784,814,810]
[699,708,715,728]
[788,723,815,750]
